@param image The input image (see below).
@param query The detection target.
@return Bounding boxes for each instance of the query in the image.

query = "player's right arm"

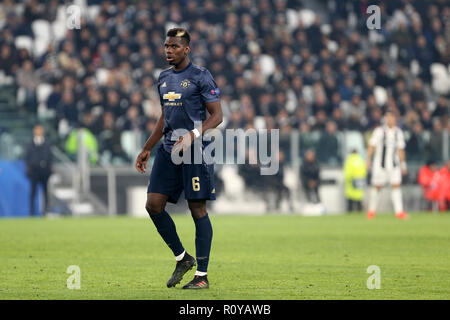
[135,109,165,173]
[397,129,407,175]
[366,145,374,170]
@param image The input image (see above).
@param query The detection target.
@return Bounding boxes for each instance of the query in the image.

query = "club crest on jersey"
[180,79,190,89]
[163,91,182,101]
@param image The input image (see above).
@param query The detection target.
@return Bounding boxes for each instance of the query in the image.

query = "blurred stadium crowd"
[0,0,449,167]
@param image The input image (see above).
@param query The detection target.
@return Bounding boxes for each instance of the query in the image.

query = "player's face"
[33,125,44,137]
[164,37,189,66]
[385,113,396,127]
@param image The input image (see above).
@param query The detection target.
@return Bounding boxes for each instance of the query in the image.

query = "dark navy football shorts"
[147,144,216,203]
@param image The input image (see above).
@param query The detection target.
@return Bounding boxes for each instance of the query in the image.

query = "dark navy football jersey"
[157,62,220,153]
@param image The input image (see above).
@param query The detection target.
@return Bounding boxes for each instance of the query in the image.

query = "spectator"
[238,149,271,211]
[427,119,444,162]
[298,122,316,158]
[418,160,447,211]
[65,126,99,164]
[56,90,78,127]
[432,96,449,122]
[0,0,447,172]
[300,149,321,203]
[25,125,52,216]
[0,44,18,75]
[16,60,39,113]
[98,112,130,164]
[344,149,367,212]
[406,122,426,163]
[266,151,293,212]
[316,121,340,165]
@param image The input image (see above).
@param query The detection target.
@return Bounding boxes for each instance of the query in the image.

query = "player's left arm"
[202,100,223,132]
[397,129,407,175]
[173,101,223,152]
[398,148,407,175]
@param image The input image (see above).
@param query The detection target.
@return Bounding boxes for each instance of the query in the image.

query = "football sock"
[194,214,213,273]
[195,271,207,276]
[391,187,404,214]
[175,250,186,262]
[368,187,379,212]
[150,210,185,257]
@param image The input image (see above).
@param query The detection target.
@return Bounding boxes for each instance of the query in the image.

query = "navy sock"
[150,210,185,257]
[194,214,213,273]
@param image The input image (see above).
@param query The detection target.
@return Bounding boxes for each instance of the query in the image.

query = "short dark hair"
[166,28,190,45]
[385,109,396,116]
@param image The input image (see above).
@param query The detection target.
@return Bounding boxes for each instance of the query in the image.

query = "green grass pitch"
[1,213,449,300]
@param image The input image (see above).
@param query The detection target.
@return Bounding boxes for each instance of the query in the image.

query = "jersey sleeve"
[397,129,406,149]
[369,128,380,147]
[199,69,220,103]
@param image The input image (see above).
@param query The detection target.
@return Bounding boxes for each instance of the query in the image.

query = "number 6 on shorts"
[192,177,200,191]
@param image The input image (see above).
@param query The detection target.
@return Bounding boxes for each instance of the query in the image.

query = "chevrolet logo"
[163,91,181,101]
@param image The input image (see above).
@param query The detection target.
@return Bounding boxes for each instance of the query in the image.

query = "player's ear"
[184,45,190,56]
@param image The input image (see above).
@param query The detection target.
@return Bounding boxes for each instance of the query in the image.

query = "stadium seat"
[121,131,142,160]
[259,54,275,76]
[220,165,245,199]
[36,84,53,104]
[96,69,110,86]
[344,131,366,158]
[302,85,314,104]
[52,21,66,42]
[320,24,332,35]
[298,9,316,28]
[430,63,450,95]
[14,36,33,55]
[389,44,398,60]
[55,5,67,23]
[374,86,387,106]
[431,63,447,77]
[87,5,101,21]
[286,8,300,31]
[410,59,420,76]
[32,20,51,40]
[254,116,266,130]
[33,38,50,58]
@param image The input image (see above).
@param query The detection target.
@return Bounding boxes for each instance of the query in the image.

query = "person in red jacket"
[437,161,450,211]
[418,160,440,209]
[418,160,450,211]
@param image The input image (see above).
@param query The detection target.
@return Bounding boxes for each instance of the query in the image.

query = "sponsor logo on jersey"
[163,91,182,101]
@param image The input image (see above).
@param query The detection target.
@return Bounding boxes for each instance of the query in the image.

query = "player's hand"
[366,159,372,170]
[172,131,194,154]
[135,149,150,173]
[401,162,407,176]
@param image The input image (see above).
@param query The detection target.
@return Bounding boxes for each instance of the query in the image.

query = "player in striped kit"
[366,110,409,220]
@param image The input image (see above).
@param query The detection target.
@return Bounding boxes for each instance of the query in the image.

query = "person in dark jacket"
[25,125,53,216]
[300,149,321,203]
[268,150,293,212]
[316,120,340,165]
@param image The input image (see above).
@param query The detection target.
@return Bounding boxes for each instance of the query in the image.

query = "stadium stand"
[0,0,448,215]
[0,0,448,164]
